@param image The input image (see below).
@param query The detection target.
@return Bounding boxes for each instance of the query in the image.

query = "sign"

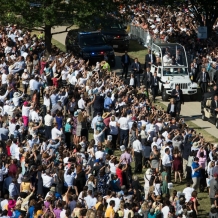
[197,26,207,39]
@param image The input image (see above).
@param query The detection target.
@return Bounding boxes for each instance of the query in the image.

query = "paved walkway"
[161,100,218,138]
[51,26,68,45]
[52,26,218,139]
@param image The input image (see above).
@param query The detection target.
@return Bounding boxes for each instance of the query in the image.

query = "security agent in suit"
[121,51,131,79]
[142,67,152,97]
[211,95,218,117]
[201,85,218,109]
[171,84,184,116]
[167,98,177,117]
[196,67,210,94]
[131,58,142,87]
[145,49,156,69]
[150,71,165,103]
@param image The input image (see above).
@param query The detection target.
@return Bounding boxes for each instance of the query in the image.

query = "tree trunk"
[44,25,52,55]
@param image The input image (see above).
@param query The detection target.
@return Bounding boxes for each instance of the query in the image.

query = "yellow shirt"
[34,210,43,218]
[105,206,115,218]
[21,182,31,193]
[95,202,102,210]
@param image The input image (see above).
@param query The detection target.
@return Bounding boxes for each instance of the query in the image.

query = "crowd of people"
[0,2,217,218]
[123,2,218,88]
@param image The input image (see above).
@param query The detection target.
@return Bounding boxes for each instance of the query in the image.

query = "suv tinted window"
[79,35,107,46]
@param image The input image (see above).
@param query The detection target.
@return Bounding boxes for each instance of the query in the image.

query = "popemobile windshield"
[150,42,198,101]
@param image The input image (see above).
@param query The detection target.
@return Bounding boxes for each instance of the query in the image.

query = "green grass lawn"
[128,40,147,64]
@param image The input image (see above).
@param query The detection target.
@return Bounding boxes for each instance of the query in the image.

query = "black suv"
[65,31,115,67]
[101,23,129,50]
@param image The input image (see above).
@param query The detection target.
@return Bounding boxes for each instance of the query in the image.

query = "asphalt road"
[52,26,218,138]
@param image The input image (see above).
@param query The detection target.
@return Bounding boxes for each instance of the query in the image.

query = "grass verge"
[128,40,147,64]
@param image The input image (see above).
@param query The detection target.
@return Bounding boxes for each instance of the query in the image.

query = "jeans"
[119,129,129,148]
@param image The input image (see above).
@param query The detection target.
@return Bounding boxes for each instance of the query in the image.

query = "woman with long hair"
[161,166,169,195]
[97,167,109,195]
[20,176,33,194]
[130,122,138,147]
[86,175,96,192]
[32,90,39,106]
[74,165,86,196]
[173,146,182,183]
[190,190,199,218]
[36,165,43,196]
[150,145,160,173]
[75,111,84,145]
[109,115,119,150]
[116,162,128,186]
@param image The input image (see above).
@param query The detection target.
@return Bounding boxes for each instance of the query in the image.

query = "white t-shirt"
[51,127,62,140]
[161,206,170,218]
[1,73,7,85]
[78,98,85,109]
[41,174,54,188]
[109,121,118,135]
[95,150,104,160]
[22,73,29,84]
[22,106,31,116]
[130,78,134,86]
[106,197,121,212]
[61,70,68,80]
[109,160,116,174]
[132,140,142,152]
[84,195,97,209]
[118,117,129,130]
[183,187,194,202]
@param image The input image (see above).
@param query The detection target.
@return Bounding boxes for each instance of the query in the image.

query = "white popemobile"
[150,43,198,101]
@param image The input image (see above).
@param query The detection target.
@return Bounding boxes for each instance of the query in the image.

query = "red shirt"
[8,164,18,177]
[6,145,11,156]
[103,117,111,127]
[52,78,58,88]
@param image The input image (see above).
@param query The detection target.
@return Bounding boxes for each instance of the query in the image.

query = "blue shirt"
[50,94,58,106]
[64,170,76,187]
[65,123,71,132]
[56,116,63,130]
[32,80,41,92]
[191,162,201,178]
[104,97,112,109]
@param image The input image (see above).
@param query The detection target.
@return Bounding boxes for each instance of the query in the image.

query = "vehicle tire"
[162,89,169,101]
[216,120,218,129]
[202,113,206,121]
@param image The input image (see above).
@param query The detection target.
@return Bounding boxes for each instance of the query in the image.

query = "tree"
[0,0,122,54]
[72,0,121,29]
[0,0,76,54]
[166,0,218,37]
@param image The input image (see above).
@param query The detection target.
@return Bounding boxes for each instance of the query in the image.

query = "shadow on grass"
[128,40,146,52]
